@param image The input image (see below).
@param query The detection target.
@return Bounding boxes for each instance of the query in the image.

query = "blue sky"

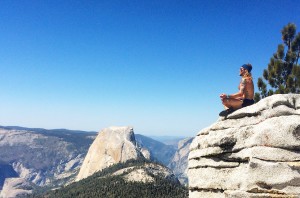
[0,0,299,136]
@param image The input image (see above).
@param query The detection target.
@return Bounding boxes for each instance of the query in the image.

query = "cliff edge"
[188,94,300,198]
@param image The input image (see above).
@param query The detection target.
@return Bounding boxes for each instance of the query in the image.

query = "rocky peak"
[168,137,193,185]
[188,94,300,197]
[76,126,146,181]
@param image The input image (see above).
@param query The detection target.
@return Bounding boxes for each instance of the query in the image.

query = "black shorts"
[242,99,254,107]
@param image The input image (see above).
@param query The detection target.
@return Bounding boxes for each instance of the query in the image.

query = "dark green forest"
[29,159,188,198]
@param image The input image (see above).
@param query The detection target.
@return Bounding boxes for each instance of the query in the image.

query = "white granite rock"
[76,126,144,181]
[140,147,151,160]
[112,163,176,183]
[168,137,193,184]
[188,94,300,197]
[0,178,32,198]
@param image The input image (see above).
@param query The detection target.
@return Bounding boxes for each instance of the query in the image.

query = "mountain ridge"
[0,125,189,197]
[40,159,188,198]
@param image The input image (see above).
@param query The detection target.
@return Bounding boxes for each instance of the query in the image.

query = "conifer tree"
[255,23,300,102]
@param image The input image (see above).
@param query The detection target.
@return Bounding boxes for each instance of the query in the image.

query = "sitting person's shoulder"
[243,77,252,83]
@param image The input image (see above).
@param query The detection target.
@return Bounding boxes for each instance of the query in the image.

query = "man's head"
[241,64,252,72]
[240,63,252,77]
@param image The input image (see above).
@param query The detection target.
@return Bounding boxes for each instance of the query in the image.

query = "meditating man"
[219,64,254,116]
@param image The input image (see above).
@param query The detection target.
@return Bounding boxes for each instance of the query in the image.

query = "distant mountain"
[0,126,97,152]
[38,159,188,198]
[168,137,193,185]
[149,136,187,147]
[0,125,189,197]
[0,162,18,189]
[135,134,177,165]
[76,126,148,181]
[0,126,96,196]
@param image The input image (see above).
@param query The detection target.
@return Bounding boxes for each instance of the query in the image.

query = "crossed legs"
[221,98,243,110]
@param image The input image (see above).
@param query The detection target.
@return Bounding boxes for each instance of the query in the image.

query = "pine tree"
[256,23,300,101]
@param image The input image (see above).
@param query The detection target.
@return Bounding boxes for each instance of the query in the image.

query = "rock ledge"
[188,94,300,198]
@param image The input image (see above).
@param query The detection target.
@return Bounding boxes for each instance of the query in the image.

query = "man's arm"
[227,79,246,99]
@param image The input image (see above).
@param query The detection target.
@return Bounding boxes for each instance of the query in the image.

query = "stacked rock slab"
[188,94,300,198]
[76,126,143,181]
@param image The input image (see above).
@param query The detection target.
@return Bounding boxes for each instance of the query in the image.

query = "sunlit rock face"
[0,178,32,198]
[76,126,145,181]
[168,137,193,185]
[188,94,300,198]
[112,163,178,184]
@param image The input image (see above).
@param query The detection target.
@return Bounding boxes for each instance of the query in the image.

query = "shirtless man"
[219,64,254,116]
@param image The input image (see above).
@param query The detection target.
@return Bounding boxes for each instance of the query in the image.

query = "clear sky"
[0,0,299,136]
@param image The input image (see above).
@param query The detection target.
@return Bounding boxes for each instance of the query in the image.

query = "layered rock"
[76,126,146,181]
[188,94,300,198]
[168,137,193,185]
[0,178,32,198]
